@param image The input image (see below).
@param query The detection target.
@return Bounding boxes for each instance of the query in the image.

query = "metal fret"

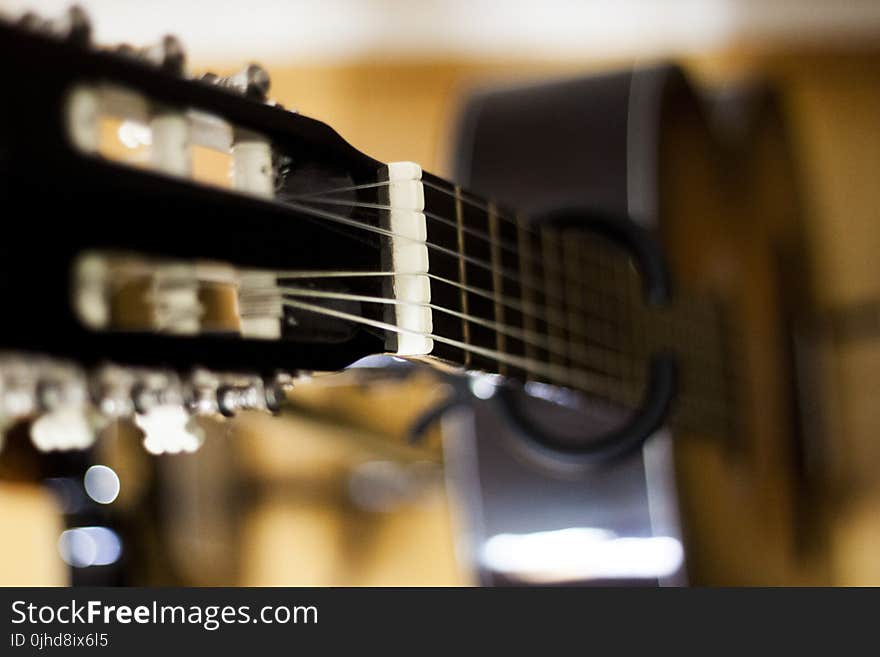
[453,184,471,367]
[562,231,595,390]
[420,175,466,366]
[540,227,568,370]
[496,217,527,380]
[487,201,507,374]
[516,213,540,378]
[415,175,734,429]
[461,195,501,372]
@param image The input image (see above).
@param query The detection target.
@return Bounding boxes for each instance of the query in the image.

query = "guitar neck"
[375,169,735,437]
[0,20,735,439]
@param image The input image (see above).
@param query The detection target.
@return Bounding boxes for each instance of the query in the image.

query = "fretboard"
[276,163,734,438]
[419,173,735,437]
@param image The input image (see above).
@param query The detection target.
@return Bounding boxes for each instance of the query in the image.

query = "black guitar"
[0,9,824,584]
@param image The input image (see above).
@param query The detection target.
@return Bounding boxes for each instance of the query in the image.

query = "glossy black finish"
[449,65,689,584]
[0,24,387,375]
[496,352,676,465]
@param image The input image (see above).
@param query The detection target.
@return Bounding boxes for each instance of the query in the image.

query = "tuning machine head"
[0,355,98,452]
[147,34,187,75]
[31,364,96,452]
[214,372,291,417]
[0,354,39,432]
[16,5,92,46]
[0,352,294,456]
[114,34,187,76]
[201,63,272,102]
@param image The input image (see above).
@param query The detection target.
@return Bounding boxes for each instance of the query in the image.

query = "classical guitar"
[0,12,689,454]
[0,8,826,584]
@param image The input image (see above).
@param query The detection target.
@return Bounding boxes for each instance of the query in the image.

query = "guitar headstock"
[0,6,431,452]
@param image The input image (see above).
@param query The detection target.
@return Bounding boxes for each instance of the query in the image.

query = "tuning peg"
[1,354,292,455]
[114,43,138,58]
[186,370,291,418]
[131,372,204,454]
[30,365,96,452]
[186,369,222,417]
[205,64,271,101]
[17,11,42,31]
[91,365,136,419]
[234,63,271,100]
[113,35,187,76]
[58,5,91,46]
[135,404,205,455]
[199,71,220,86]
[0,356,37,433]
[130,372,179,415]
[143,35,186,75]
[17,6,91,46]
[264,372,294,414]
[238,271,283,334]
[216,376,266,417]
[30,407,95,452]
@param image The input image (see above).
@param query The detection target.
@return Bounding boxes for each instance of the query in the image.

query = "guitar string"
[289,197,664,330]
[284,194,587,273]
[299,176,652,261]
[268,268,626,348]
[277,295,733,423]
[277,191,625,307]
[283,194,619,282]
[277,296,635,399]
[261,195,728,375]
[292,176,738,383]
[286,191,740,374]
[278,181,623,292]
[280,182,722,361]
[271,172,736,425]
[300,178,537,236]
[167,272,631,399]
[292,181,529,256]
[421,179,531,231]
[77,143,731,423]
[293,181,390,198]
[185,264,729,421]
[296,289,723,390]
[273,194,640,340]
[216,278,728,425]
[259,268,728,382]
[255,268,728,370]
[271,270,397,278]
[249,285,627,371]
[284,176,731,366]
[272,183,638,368]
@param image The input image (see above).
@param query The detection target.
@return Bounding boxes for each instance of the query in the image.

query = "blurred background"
[2,0,880,586]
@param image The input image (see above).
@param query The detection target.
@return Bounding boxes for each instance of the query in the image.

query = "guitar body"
[454,66,821,584]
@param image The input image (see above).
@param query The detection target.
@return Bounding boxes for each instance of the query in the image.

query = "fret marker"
[387,162,432,356]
